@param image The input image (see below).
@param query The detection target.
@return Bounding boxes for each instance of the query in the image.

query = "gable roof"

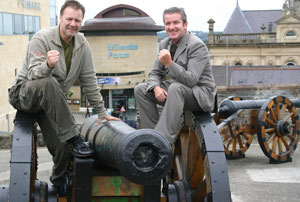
[224,5,281,34]
[276,13,300,24]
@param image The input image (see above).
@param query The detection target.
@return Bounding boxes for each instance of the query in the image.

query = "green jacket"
[12,26,107,118]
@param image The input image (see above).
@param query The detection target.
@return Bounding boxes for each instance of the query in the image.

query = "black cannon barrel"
[290,98,300,108]
[219,100,266,114]
[218,97,300,117]
[80,115,173,185]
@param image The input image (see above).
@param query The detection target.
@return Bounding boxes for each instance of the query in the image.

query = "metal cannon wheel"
[257,96,300,163]
[167,113,231,202]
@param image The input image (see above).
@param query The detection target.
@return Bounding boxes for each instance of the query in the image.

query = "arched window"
[235,62,242,66]
[286,62,296,66]
[286,31,296,37]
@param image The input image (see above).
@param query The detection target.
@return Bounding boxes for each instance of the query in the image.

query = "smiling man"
[8,0,119,193]
[134,7,217,144]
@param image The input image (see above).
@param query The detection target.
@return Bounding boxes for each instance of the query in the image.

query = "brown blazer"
[147,31,217,112]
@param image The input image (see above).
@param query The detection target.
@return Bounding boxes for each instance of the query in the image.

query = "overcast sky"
[57,0,285,32]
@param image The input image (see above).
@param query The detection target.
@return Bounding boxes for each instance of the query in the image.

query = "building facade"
[68,4,163,121]
[0,0,56,133]
[207,0,300,86]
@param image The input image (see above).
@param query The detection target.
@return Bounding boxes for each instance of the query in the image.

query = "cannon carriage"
[0,110,231,202]
[214,95,300,163]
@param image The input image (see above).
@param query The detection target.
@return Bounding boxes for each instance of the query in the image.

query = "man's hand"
[47,50,60,69]
[153,86,168,102]
[158,49,172,68]
[96,114,120,125]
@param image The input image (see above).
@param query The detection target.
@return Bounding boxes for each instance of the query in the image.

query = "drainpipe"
[6,114,10,132]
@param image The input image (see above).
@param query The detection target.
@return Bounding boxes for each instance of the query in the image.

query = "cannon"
[214,95,300,163]
[0,110,231,202]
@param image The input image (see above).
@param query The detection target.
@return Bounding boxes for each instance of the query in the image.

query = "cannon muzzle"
[80,115,173,185]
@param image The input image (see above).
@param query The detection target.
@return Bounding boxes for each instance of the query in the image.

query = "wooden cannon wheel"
[218,113,254,159]
[166,113,231,202]
[257,96,300,163]
[216,96,254,159]
[170,127,206,201]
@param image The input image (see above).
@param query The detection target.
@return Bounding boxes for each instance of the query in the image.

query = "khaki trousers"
[8,77,77,180]
[134,82,202,144]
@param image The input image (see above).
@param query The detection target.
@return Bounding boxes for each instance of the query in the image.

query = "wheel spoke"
[241,134,249,140]
[275,101,280,120]
[281,137,290,151]
[267,132,275,143]
[269,107,277,122]
[286,134,295,141]
[237,135,244,149]
[226,139,232,150]
[232,137,237,154]
[279,104,287,120]
[266,117,276,126]
[272,136,278,151]
[175,156,183,180]
[283,112,294,122]
[264,128,275,133]
[180,133,189,179]
[278,138,283,154]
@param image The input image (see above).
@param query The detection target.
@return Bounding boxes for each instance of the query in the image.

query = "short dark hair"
[163,7,187,24]
[60,0,85,19]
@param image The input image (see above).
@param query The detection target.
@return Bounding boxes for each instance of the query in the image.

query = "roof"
[223,5,281,34]
[81,4,164,33]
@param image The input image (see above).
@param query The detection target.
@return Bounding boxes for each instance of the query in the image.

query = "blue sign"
[97,77,121,85]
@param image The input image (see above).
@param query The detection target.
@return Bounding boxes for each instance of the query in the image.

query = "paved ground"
[1,113,300,201]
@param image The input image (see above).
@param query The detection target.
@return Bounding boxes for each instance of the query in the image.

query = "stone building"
[0,0,57,133]
[207,0,300,86]
[72,4,163,120]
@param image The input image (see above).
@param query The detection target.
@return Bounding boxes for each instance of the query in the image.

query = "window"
[28,16,34,34]
[286,62,296,66]
[235,62,242,66]
[49,0,56,6]
[14,14,23,35]
[286,31,296,37]
[0,13,3,34]
[50,0,57,26]
[0,12,40,36]
[3,13,13,35]
[123,9,140,17]
[35,16,40,32]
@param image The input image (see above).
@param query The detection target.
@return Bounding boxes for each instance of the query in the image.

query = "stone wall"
[0,133,12,149]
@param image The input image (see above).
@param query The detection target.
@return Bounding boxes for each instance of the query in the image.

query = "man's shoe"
[50,171,72,197]
[67,135,93,157]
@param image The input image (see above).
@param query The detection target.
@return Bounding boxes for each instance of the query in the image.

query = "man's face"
[164,13,187,44]
[59,6,83,42]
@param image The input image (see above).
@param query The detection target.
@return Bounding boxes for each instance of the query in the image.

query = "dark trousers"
[8,77,77,180]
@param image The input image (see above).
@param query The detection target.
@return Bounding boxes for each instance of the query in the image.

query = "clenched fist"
[158,49,172,68]
[47,50,60,69]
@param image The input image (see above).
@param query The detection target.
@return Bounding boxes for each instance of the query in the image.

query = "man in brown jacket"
[134,7,217,144]
[8,0,119,189]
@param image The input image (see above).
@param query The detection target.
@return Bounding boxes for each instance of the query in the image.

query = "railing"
[211,33,276,44]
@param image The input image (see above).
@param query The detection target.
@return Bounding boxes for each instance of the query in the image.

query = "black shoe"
[50,171,72,197]
[67,135,93,157]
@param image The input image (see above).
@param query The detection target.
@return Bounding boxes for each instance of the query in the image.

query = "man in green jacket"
[8,0,119,189]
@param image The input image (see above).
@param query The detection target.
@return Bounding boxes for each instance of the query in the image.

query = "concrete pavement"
[1,113,300,201]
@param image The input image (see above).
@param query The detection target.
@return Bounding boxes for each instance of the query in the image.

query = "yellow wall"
[86,35,157,90]
[209,46,300,66]
[0,0,50,29]
[0,0,50,132]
